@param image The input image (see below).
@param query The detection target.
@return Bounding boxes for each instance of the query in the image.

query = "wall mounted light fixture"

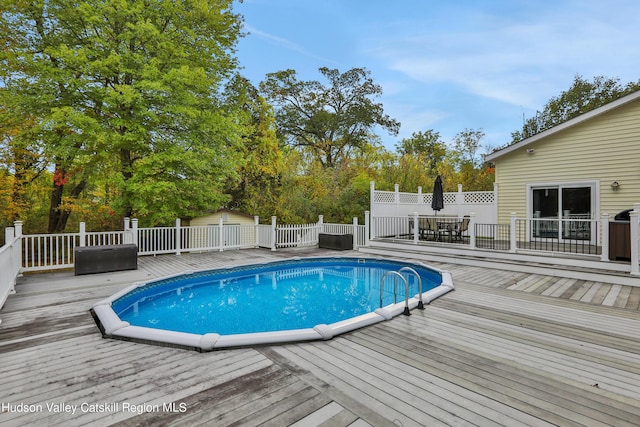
[526,148,535,154]
[611,181,620,190]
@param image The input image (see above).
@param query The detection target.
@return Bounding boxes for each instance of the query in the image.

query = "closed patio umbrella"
[431,175,444,215]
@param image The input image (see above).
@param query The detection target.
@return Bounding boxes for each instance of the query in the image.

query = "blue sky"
[234,0,640,152]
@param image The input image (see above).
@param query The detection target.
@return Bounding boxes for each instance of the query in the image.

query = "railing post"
[510,213,517,253]
[412,212,419,244]
[457,184,463,217]
[493,183,499,224]
[370,181,375,215]
[394,183,400,215]
[79,222,86,247]
[271,216,277,251]
[353,216,358,249]
[219,217,224,252]
[368,212,374,242]
[365,211,371,246]
[417,186,423,207]
[5,226,14,247]
[600,213,609,262]
[630,209,640,275]
[13,220,23,276]
[4,227,16,300]
[14,220,22,238]
[175,218,182,255]
[131,219,139,248]
[254,216,260,248]
[469,212,476,249]
[318,214,324,234]
[123,218,131,244]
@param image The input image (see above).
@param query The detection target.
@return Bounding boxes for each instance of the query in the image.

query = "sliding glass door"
[532,188,559,238]
[530,183,595,242]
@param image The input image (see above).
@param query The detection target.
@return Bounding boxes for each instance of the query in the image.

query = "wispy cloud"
[365,3,640,110]
[242,23,342,66]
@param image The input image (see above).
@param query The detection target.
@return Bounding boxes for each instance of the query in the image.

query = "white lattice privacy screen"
[370,182,498,225]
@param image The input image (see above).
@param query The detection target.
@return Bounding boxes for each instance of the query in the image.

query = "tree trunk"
[47,165,88,233]
[47,182,64,233]
[53,180,87,232]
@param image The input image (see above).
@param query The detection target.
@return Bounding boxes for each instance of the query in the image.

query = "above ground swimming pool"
[91,256,454,351]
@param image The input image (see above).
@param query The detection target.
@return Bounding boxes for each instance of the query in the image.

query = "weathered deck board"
[1,248,640,426]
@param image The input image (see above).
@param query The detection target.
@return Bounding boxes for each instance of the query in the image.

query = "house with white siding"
[485,90,640,247]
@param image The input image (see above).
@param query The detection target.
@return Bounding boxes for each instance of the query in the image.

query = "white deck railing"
[371,214,610,260]
[323,222,367,248]
[137,226,177,255]
[5,206,639,295]
[0,223,23,323]
[276,223,321,248]
[9,215,368,273]
[85,230,125,246]
[22,232,79,271]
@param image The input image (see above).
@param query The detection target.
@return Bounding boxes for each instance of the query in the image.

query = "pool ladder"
[379,267,425,316]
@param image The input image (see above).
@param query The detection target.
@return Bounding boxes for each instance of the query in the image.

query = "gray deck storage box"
[318,233,353,250]
[74,244,138,275]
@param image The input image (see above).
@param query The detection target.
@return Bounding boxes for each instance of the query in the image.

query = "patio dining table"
[436,221,456,242]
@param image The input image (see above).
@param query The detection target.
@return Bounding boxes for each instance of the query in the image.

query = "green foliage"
[451,128,485,168]
[260,67,400,168]
[1,0,244,229]
[222,75,284,216]
[395,130,446,171]
[511,75,640,143]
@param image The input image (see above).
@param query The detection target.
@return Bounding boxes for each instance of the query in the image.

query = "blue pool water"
[112,258,441,335]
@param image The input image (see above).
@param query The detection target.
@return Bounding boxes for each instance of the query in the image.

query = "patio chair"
[453,216,470,241]
[418,217,437,240]
[426,217,439,240]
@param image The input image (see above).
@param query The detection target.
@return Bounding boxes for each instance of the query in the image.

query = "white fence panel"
[86,231,125,246]
[276,223,320,248]
[137,227,176,255]
[236,225,258,249]
[370,182,497,225]
[322,223,366,248]
[22,233,78,272]
[372,216,411,240]
[222,224,241,249]
[184,225,219,252]
[257,224,274,249]
[322,223,354,235]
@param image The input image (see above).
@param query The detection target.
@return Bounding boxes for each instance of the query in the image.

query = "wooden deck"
[1,248,640,426]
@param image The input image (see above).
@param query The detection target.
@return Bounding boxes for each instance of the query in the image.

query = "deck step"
[360,241,640,287]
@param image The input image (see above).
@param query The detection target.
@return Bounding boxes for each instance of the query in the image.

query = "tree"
[222,75,283,215]
[512,75,640,142]
[259,67,400,168]
[0,0,245,228]
[452,128,485,167]
[450,128,494,190]
[395,130,447,173]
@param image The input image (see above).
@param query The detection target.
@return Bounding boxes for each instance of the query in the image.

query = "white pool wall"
[91,256,454,351]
